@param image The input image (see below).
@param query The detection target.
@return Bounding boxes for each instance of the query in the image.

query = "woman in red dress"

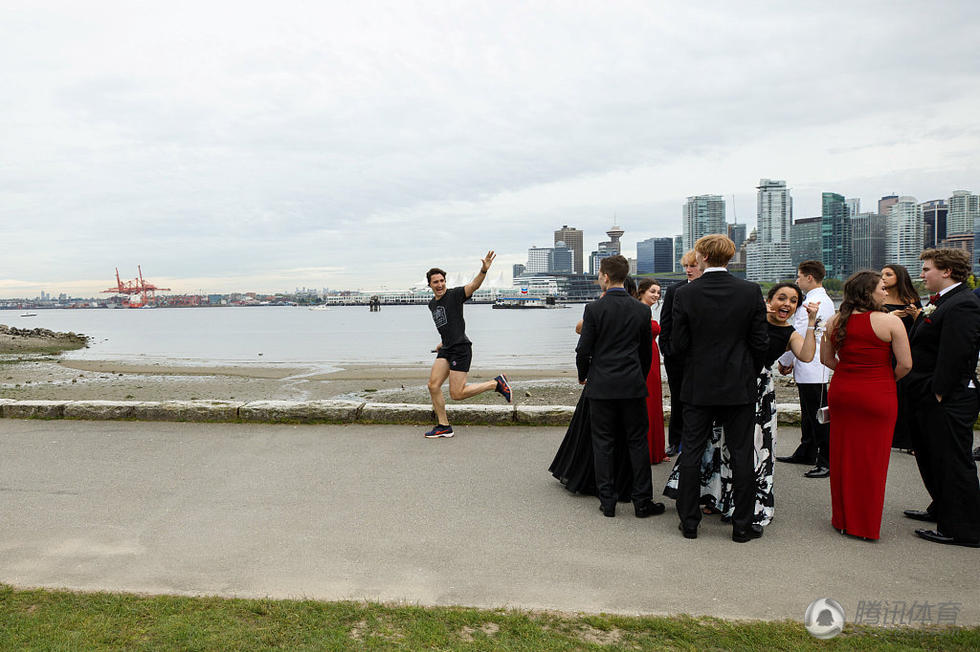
[637,279,667,464]
[820,271,912,540]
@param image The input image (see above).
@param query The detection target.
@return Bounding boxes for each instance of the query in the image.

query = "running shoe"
[424,424,454,438]
[494,374,512,403]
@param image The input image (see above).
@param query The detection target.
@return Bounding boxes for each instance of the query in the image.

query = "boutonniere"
[922,304,937,317]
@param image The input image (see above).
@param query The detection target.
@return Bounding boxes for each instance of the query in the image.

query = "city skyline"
[1,2,979,297]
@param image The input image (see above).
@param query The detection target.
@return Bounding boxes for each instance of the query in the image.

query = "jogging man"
[425,250,511,438]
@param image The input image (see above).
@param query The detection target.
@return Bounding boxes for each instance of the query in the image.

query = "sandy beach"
[0,357,589,405]
[0,355,814,407]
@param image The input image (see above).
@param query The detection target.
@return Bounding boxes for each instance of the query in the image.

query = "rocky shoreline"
[0,324,89,354]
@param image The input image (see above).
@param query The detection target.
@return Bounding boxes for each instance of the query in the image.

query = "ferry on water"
[491,296,567,309]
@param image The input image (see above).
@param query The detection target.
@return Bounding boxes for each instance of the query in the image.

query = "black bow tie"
[929,293,940,304]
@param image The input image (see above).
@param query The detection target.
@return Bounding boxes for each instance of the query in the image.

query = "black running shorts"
[437,343,473,373]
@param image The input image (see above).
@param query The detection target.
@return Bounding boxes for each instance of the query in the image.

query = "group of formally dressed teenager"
[551,235,980,547]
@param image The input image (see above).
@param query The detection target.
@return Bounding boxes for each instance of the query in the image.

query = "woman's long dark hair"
[624,275,638,299]
[882,263,918,305]
[832,270,882,351]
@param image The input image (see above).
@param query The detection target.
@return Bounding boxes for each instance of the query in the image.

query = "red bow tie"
[929,293,940,304]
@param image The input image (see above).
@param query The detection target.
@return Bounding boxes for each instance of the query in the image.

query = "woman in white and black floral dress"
[664,283,818,534]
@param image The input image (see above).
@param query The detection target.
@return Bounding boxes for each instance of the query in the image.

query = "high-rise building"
[747,179,795,281]
[512,263,526,278]
[746,242,794,282]
[552,241,573,273]
[886,197,923,271]
[878,195,899,217]
[526,246,553,273]
[589,250,611,275]
[636,237,674,274]
[921,199,948,249]
[554,225,584,274]
[821,192,850,279]
[948,190,980,236]
[727,222,747,250]
[850,212,886,272]
[846,198,861,217]
[757,179,792,244]
[791,217,822,264]
[682,195,726,252]
[673,235,684,273]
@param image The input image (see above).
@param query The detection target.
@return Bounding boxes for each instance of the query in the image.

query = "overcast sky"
[1,0,978,297]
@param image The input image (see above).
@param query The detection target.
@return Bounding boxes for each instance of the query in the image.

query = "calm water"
[8,305,624,369]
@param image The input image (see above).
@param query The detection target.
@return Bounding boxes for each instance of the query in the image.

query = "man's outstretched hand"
[480,250,496,273]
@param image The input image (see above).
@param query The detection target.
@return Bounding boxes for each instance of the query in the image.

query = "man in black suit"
[576,255,665,519]
[671,235,768,542]
[659,250,702,457]
[903,248,980,548]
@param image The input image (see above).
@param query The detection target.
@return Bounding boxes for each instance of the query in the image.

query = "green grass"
[0,585,977,650]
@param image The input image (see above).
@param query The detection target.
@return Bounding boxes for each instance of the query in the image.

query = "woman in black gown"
[549,281,635,499]
[879,263,920,451]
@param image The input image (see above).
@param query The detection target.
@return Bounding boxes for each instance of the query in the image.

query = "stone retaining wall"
[0,398,805,426]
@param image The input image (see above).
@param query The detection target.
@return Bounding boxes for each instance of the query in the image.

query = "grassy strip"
[1,585,977,650]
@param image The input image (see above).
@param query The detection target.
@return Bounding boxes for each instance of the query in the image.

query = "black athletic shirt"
[429,286,471,348]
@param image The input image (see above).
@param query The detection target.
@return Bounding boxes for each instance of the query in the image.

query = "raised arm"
[787,301,820,363]
[464,250,495,298]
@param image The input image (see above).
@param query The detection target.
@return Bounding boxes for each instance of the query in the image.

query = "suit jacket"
[575,288,652,399]
[659,282,679,358]
[671,270,768,406]
[906,283,980,400]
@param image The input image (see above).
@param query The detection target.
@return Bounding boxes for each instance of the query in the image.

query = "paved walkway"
[1,419,977,624]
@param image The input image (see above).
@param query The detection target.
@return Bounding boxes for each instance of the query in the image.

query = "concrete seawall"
[0,398,806,426]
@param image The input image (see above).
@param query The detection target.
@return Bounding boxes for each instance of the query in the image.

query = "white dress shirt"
[777,285,835,384]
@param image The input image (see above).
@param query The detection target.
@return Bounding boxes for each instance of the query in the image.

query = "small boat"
[308,304,331,311]
[20,312,38,317]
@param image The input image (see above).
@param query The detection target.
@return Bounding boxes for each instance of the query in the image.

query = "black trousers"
[908,387,980,541]
[796,383,829,467]
[589,397,653,509]
[678,402,755,532]
[663,355,684,448]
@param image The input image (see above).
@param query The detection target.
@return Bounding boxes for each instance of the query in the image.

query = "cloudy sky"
[1,1,978,297]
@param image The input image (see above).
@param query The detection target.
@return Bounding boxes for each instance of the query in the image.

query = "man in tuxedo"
[775,260,836,478]
[576,254,665,519]
[659,250,702,458]
[671,235,768,542]
[903,248,980,548]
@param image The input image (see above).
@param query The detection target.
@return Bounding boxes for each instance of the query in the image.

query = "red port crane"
[103,266,171,308]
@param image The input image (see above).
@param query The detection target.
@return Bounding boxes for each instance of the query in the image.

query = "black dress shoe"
[775,455,813,464]
[751,524,764,537]
[634,501,666,518]
[665,444,679,457]
[803,466,830,478]
[678,523,697,539]
[915,528,980,548]
[599,504,615,518]
[732,527,762,543]
[903,509,937,522]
